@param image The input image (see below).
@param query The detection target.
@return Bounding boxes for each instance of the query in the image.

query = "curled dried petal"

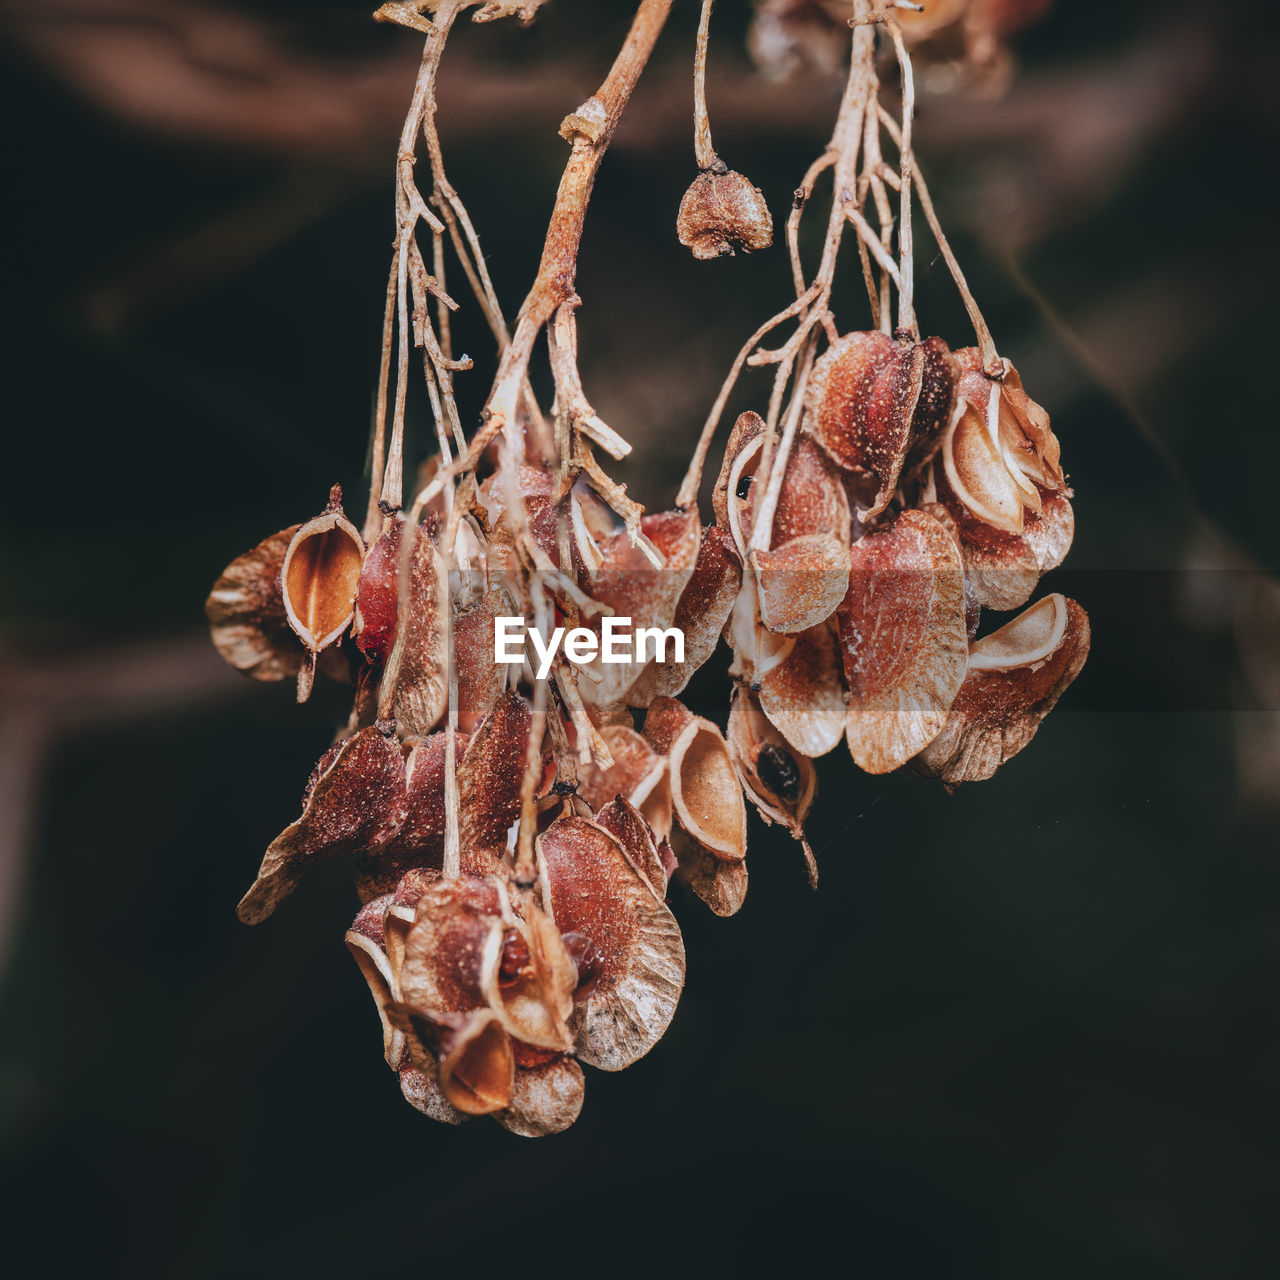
[918,594,1089,783]
[237,726,407,924]
[577,725,672,839]
[838,509,968,774]
[669,828,748,917]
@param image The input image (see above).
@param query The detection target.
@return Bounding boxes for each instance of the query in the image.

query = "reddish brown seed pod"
[577,724,673,840]
[237,724,408,924]
[676,170,774,260]
[537,814,685,1070]
[205,524,350,685]
[643,696,747,863]
[496,1055,585,1138]
[594,795,668,898]
[837,508,969,774]
[627,525,742,707]
[668,827,748,918]
[280,484,365,701]
[917,593,1090,784]
[806,331,956,519]
[353,518,404,666]
[458,691,540,850]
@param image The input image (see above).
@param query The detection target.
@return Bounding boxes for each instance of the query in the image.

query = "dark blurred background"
[3,1,1280,1275]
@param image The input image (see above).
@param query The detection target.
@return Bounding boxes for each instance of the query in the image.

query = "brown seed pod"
[942,348,1065,538]
[643,696,747,862]
[594,795,668,897]
[669,827,748,918]
[806,332,956,519]
[496,1055,585,1138]
[727,689,817,884]
[345,893,404,1069]
[398,1060,466,1126]
[676,170,774,260]
[538,815,686,1070]
[280,484,365,701]
[577,724,672,839]
[458,691,538,850]
[205,524,349,685]
[929,467,1074,611]
[579,508,702,706]
[917,593,1090,784]
[388,1005,515,1117]
[353,518,404,666]
[453,588,515,732]
[237,724,407,924]
[837,508,968,774]
[758,620,846,759]
[378,520,448,737]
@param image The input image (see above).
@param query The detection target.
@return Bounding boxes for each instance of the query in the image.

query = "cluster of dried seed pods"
[206,0,1082,1136]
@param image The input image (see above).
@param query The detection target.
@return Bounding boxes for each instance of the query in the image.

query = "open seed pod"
[345,893,404,1069]
[279,484,364,701]
[929,466,1074,611]
[727,689,817,882]
[837,508,968,774]
[377,520,448,737]
[206,524,347,686]
[627,526,742,706]
[917,593,1090,784]
[538,815,686,1070]
[237,724,407,924]
[576,724,672,839]
[713,410,767,536]
[490,887,578,1054]
[643,697,747,863]
[594,796,668,897]
[579,509,702,706]
[806,331,956,519]
[676,169,773,260]
[942,348,1066,540]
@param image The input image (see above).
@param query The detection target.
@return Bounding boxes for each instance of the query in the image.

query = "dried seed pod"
[388,1006,514,1117]
[458,691,538,850]
[728,690,817,883]
[345,893,404,1068]
[594,796,668,897]
[928,468,1074,611]
[917,593,1090,783]
[378,521,448,736]
[807,332,956,519]
[353,518,404,665]
[942,348,1066,538]
[677,170,773,260]
[538,815,686,1070]
[577,724,672,839]
[757,620,846,759]
[627,526,742,706]
[490,894,577,1054]
[496,1055,585,1138]
[669,827,748,917]
[453,588,515,732]
[280,484,365,700]
[837,509,968,774]
[579,508,702,706]
[398,1060,466,1126]
[206,524,349,685]
[643,697,747,862]
[712,410,767,535]
[237,724,407,924]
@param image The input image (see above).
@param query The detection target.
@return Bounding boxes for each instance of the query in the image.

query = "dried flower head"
[677,169,774,260]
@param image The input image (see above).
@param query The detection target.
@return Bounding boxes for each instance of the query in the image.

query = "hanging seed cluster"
[205,0,1087,1137]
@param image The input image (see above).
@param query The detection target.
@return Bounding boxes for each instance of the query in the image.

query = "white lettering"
[493,616,686,671]
[636,626,684,664]
[562,627,598,664]
[527,624,565,680]
[494,617,526,664]
[600,615,630,663]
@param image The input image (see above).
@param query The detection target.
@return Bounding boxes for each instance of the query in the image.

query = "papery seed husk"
[492,899,577,1054]
[459,691,537,850]
[399,1060,466,1126]
[354,519,404,665]
[392,1007,514,1117]
[595,796,668,897]
[237,725,407,924]
[758,619,845,758]
[917,595,1089,783]
[453,588,514,732]
[838,508,968,774]
[577,725,672,839]
[206,525,350,684]
[281,486,365,667]
[538,815,685,1070]
[496,1055,586,1138]
[627,526,742,706]
[728,689,816,829]
[396,876,505,1014]
[712,411,766,535]
[346,895,403,1068]
[669,827,748,917]
[379,521,448,736]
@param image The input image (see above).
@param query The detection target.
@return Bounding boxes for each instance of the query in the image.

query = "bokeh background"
[3,1,1280,1275]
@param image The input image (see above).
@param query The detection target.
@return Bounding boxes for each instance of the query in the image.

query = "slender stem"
[486,0,675,445]
[887,17,917,337]
[693,0,721,172]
